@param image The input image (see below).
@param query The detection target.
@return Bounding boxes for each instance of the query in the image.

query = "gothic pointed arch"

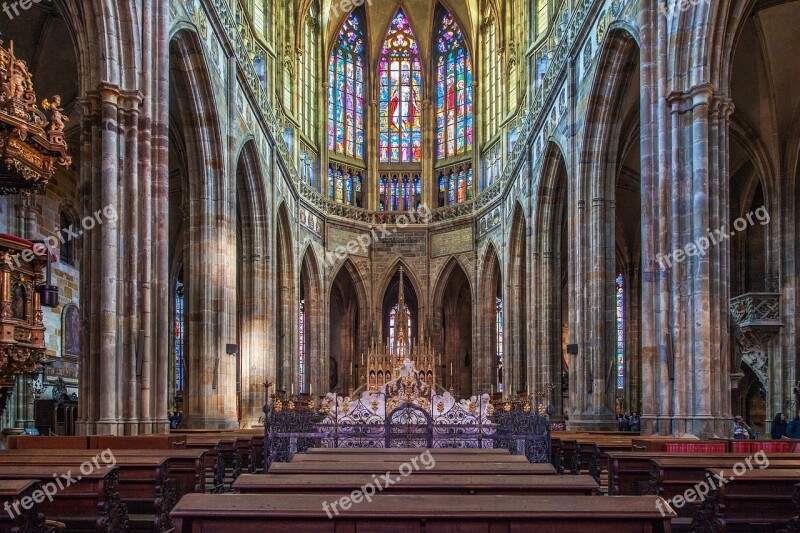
[379,262,421,347]
[236,140,271,427]
[507,203,527,396]
[276,202,296,391]
[329,258,369,392]
[432,257,474,395]
[533,141,570,419]
[169,28,236,429]
[299,246,323,394]
[478,243,503,394]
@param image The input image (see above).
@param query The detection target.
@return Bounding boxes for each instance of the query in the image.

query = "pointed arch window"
[329,12,366,159]
[379,10,422,163]
[388,303,412,353]
[616,274,624,389]
[496,296,504,392]
[299,299,306,392]
[435,10,473,159]
[300,11,318,139]
[482,7,502,141]
[174,280,185,394]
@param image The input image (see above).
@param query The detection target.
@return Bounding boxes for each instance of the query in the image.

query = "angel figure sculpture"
[42,95,68,132]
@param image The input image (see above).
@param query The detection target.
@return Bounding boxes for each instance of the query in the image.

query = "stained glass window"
[536,0,549,38]
[300,13,317,138]
[328,165,362,206]
[379,10,422,163]
[616,274,624,390]
[484,143,502,190]
[388,303,412,353]
[437,168,473,206]
[496,297,504,392]
[299,299,306,392]
[435,11,473,159]
[174,281,185,393]
[482,8,502,141]
[329,12,365,159]
[379,174,421,211]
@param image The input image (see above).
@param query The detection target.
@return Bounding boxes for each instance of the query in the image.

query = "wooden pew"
[693,468,800,532]
[267,460,556,475]
[630,438,729,453]
[6,435,89,450]
[608,451,800,496]
[0,465,127,532]
[305,447,511,455]
[170,493,675,532]
[233,472,599,495]
[0,455,173,532]
[0,449,205,497]
[183,435,240,492]
[88,435,187,450]
[291,452,529,463]
[647,456,800,526]
[551,437,564,474]
[0,480,54,533]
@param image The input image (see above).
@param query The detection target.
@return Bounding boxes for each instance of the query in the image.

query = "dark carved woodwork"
[646,461,661,496]
[14,505,55,533]
[691,485,726,533]
[570,445,581,475]
[153,459,175,532]
[232,449,243,481]
[102,469,130,533]
[212,449,226,494]
[780,483,800,533]
[247,445,257,474]
[589,443,601,484]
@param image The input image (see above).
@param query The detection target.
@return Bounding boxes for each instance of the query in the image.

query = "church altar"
[263,268,553,466]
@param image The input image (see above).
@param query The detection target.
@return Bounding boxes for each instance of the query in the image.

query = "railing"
[730,292,781,328]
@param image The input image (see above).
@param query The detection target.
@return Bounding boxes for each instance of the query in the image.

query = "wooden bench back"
[7,435,89,449]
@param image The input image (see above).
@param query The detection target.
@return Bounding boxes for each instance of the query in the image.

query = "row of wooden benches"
[173,448,678,532]
[0,431,266,532]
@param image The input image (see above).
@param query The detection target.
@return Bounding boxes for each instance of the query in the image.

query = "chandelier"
[0,38,71,195]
